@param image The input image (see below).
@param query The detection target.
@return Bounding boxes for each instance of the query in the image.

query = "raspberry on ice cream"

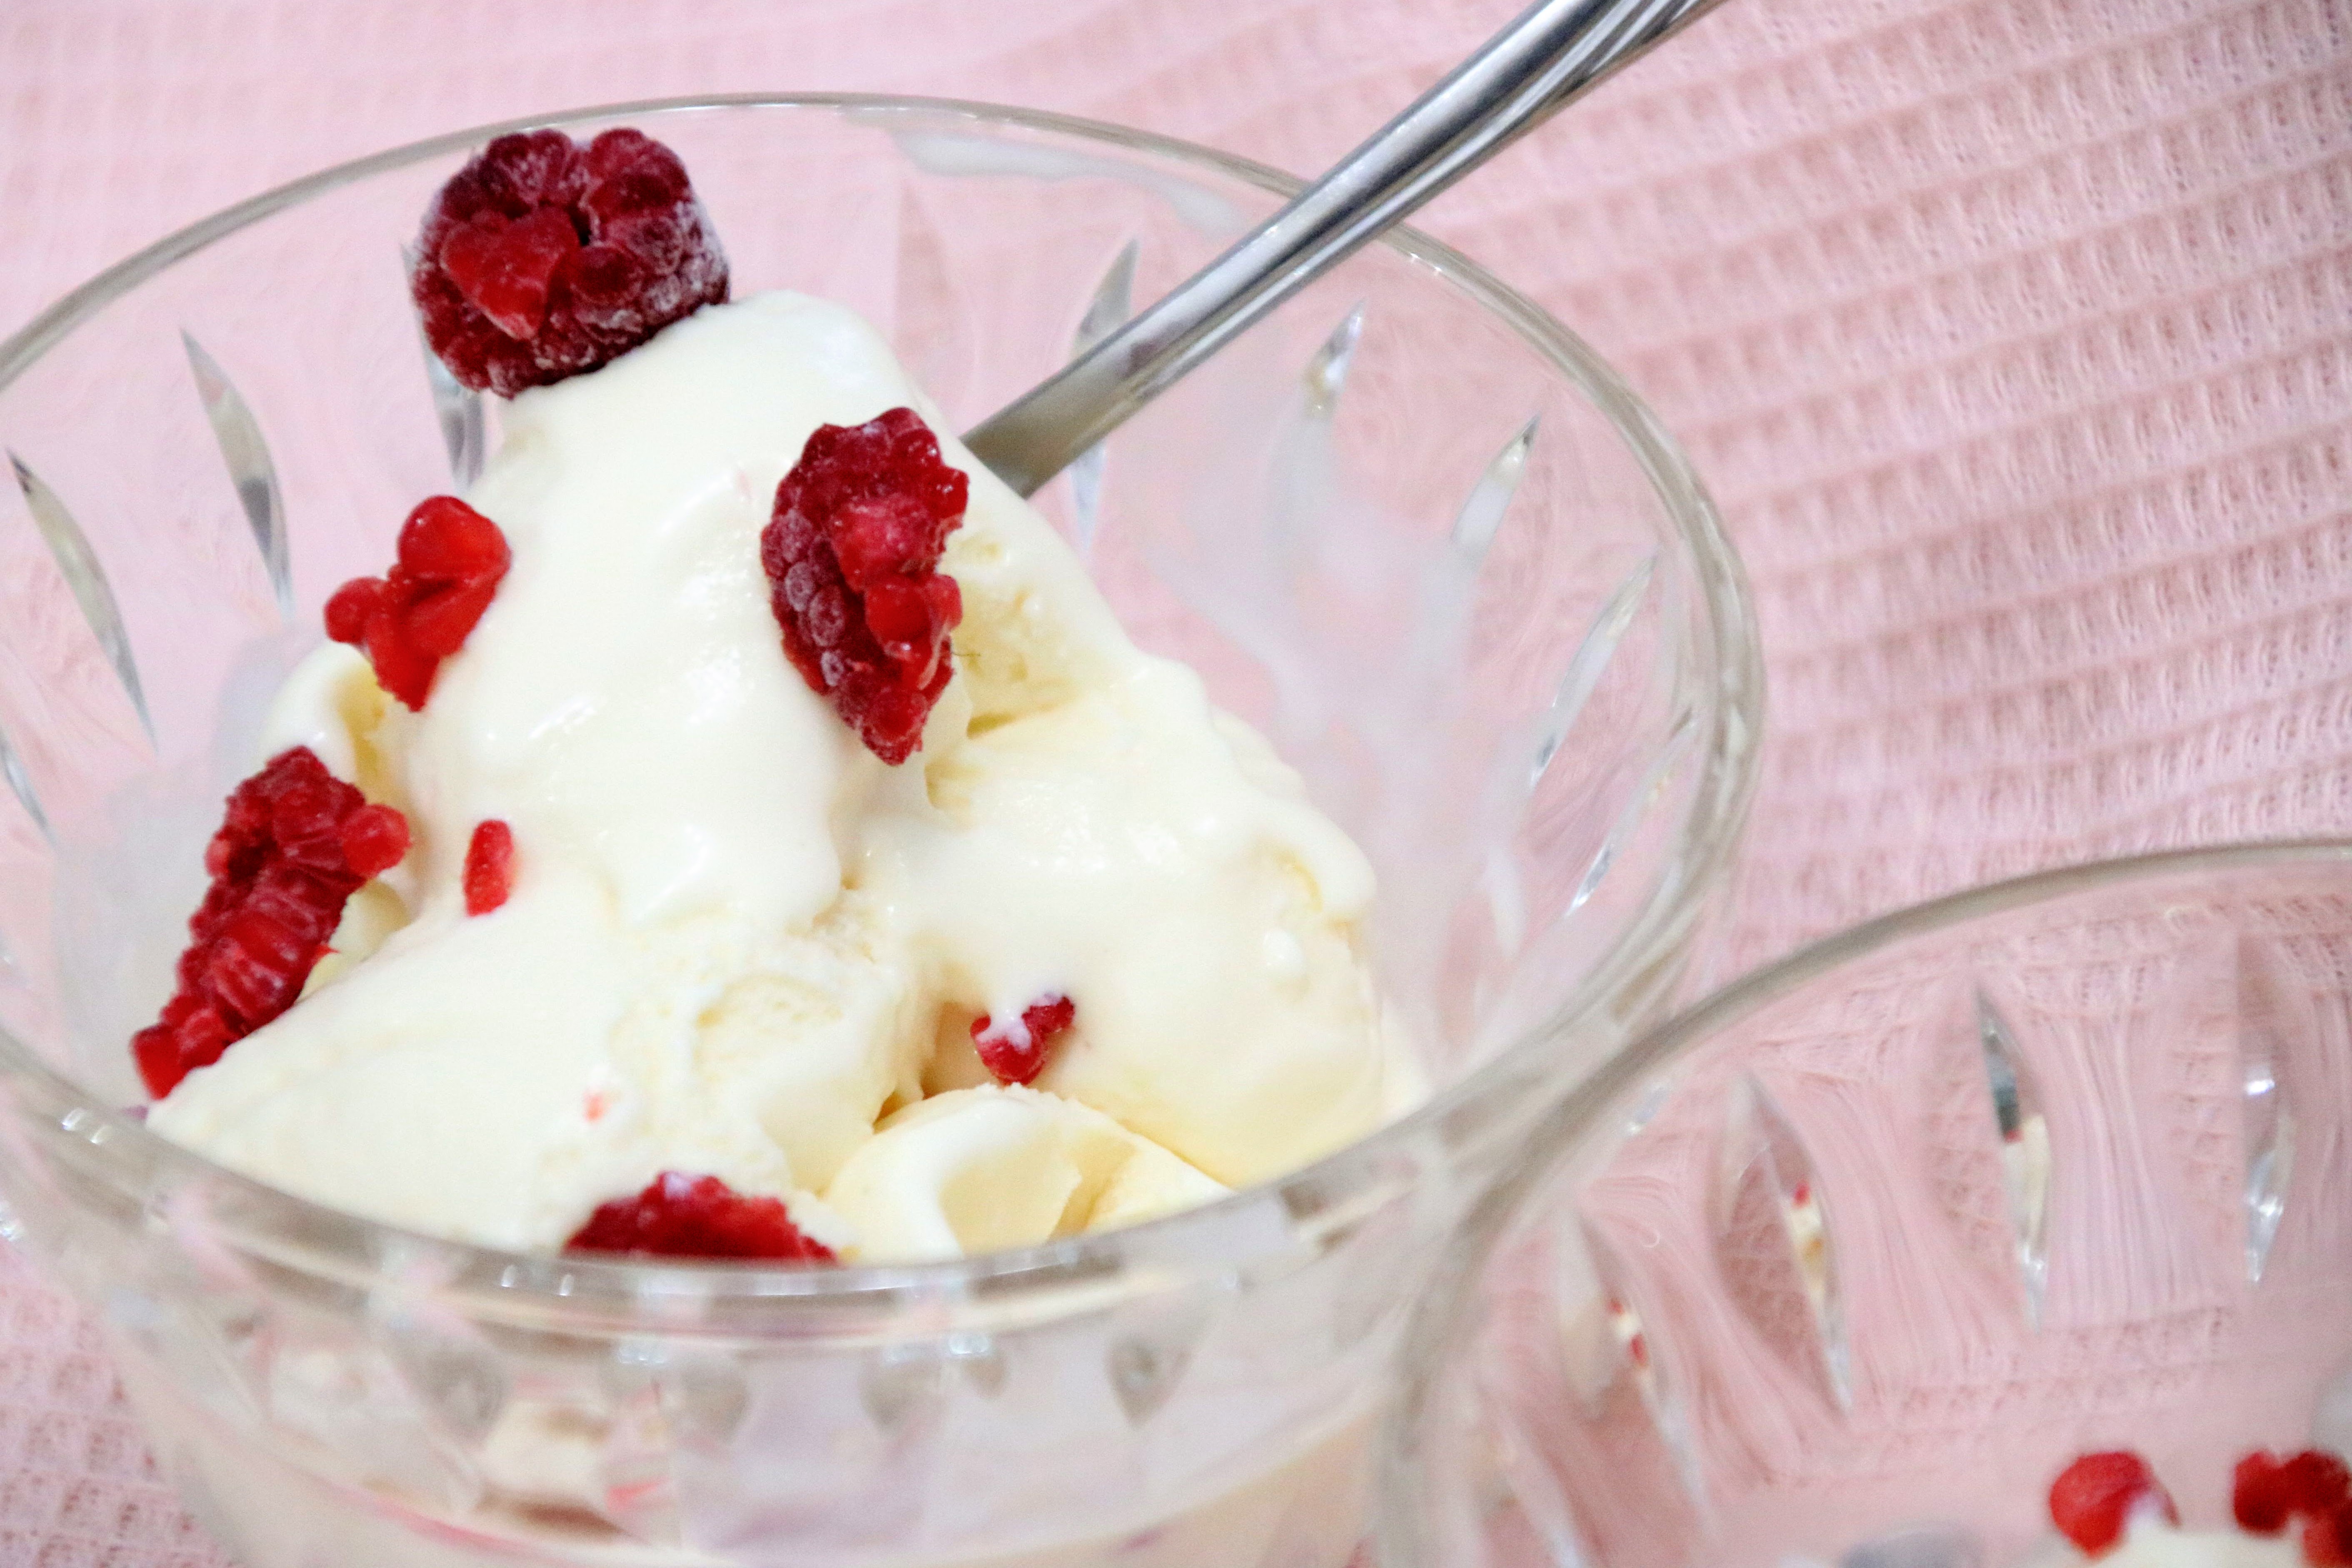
[326,495,512,709]
[2051,1451,2177,1557]
[2238,1453,2298,1535]
[761,407,967,764]
[2310,1503,2352,1568]
[2237,1451,2352,1546]
[2044,1448,2352,1567]
[146,290,1396,1268]
[566,1172,834,1261]
[339,804,411,879]
[410,127,729,397]
[2284,1455,2352,1516]
[463,820,515,916]
[971,994,1076,1087]
[132,748,401,1098]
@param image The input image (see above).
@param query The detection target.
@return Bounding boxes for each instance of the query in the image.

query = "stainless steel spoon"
[962,0,1730,497]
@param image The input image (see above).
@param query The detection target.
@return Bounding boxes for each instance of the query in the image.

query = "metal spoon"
[962,0,1730,497]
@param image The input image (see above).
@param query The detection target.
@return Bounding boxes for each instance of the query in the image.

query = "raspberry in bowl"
[2034,1446,2352,1567]
[1383,844,2352,1568]
[0,101,1756,1566]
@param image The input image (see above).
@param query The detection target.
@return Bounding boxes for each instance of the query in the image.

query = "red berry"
[411,127,729,397]
[2049,1451,2176,1557]
[2239,1451,2352,1537]
[566,1172,834,1262]
[132,748,387,1097]
[970,994,1076,1087]
[2283,1452,2352,1517]
[463,820,514,916]
[323,578,379,645]
[437,207,579,340]
[327,495,511,710]
[2307,1501,2352,1568]
[761,408,967,764]
[340,804,411,879]
[2240,1452,2297,1534]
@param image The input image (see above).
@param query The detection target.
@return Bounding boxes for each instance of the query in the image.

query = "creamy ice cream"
[2032,1449,2350,1568]
[147,290,1402,1260]
[2041,1523,2309,1568]
[827,1083,1231,1262]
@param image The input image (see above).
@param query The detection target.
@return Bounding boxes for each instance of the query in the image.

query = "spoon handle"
[964,0,1730,497]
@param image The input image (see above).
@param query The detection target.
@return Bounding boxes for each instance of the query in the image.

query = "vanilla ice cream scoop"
[2037,1522,2310,1568]
[827,1085,1227,1261]
[866,670,1390,1187]
[149,291,1405,1261]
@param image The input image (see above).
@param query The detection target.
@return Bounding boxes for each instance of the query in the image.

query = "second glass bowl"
[1386,842,2352,1568]
[0,97,1758,1566]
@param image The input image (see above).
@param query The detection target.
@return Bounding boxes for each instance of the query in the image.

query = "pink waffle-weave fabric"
[2,0,2349,1560]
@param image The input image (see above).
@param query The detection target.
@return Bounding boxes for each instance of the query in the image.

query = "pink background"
[2,0,2349,1559]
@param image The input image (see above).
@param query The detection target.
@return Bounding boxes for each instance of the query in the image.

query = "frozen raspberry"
[761,408,967,764]
[2284,1453,2352,1516]
[2241,1453,2297,1534]
[2050,1451,2176,1557]
[2308,1501,2352,1568]
[411,127,729,396]
[970,994,1075,1087]
[132,748,392,1097]
[340,804,411,879]
[2237,1451,2352,1535]
[566,1172,835,1262]
[463,820,514,916]
[327,495,511,710]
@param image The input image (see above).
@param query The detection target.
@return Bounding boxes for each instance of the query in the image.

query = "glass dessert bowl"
[1384,842,2352,1568]
[0,98,1758,1566]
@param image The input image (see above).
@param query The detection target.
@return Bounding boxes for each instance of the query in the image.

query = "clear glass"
[1385,842,2352,1568]
[0,97,1758,1566]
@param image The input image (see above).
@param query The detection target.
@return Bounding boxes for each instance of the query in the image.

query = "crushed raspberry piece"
[411,127,729,397]
[133,748,385,1097]
[2050,1452,2176,1557]
[970,994,1076,1087]
[463,820,515,916]
[2240,1453,2297,1534]
[339,804,411,879]
[327,496,511,709]
[2284,1452,2352,1516]
[2238,1451,2352,1536]
[761,408,967,764]
[2309,1501,2352,1568]
[566,1172,834,1262]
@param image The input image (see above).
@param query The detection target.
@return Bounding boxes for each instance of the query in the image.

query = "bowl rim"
[0,92,1762,1320]
[1376,834,2352,1564]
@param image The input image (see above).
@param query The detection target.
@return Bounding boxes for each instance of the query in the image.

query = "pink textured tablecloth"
[2,0,2348,1559]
